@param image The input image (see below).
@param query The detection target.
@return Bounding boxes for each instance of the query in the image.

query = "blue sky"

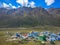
[0,0,60,8]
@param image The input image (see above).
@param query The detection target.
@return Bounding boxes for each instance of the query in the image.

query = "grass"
[0,26,60,45]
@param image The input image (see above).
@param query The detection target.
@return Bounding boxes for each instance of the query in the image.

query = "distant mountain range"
[0,7,60,28]
[0,7,60,16]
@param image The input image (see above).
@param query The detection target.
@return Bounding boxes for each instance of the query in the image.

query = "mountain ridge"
[0,7,60,28]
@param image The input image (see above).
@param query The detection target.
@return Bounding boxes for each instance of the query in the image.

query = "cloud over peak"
[3,3,17,9]
[16,0,29,7]
[3,3,10,8]
[16,0,24,6]
[16,0,36,8]
[29,1,36,8]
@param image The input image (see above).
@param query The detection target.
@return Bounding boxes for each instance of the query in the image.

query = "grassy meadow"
[0,26,60,45]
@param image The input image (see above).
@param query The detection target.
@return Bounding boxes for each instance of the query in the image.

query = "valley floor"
[0,26,60,45]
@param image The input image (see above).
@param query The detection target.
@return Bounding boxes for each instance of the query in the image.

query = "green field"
[0,26,60,45]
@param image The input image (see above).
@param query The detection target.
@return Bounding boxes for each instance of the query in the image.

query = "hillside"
[0,7,60,28]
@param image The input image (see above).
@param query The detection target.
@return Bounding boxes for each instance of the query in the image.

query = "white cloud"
[24,0,28,3]
[24,0,28,7]
[9,3,12,6]
[29,1,36,8]
[3,3,17,9]
[18,6,20,8]
[16,0,28,7]
[16,0,36,8]
[2,0,36,8]
[9,3,17,9]
[12,6,17,9]
[3,3,10,8]
[45,0,55,6]
[16,0,24,6]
